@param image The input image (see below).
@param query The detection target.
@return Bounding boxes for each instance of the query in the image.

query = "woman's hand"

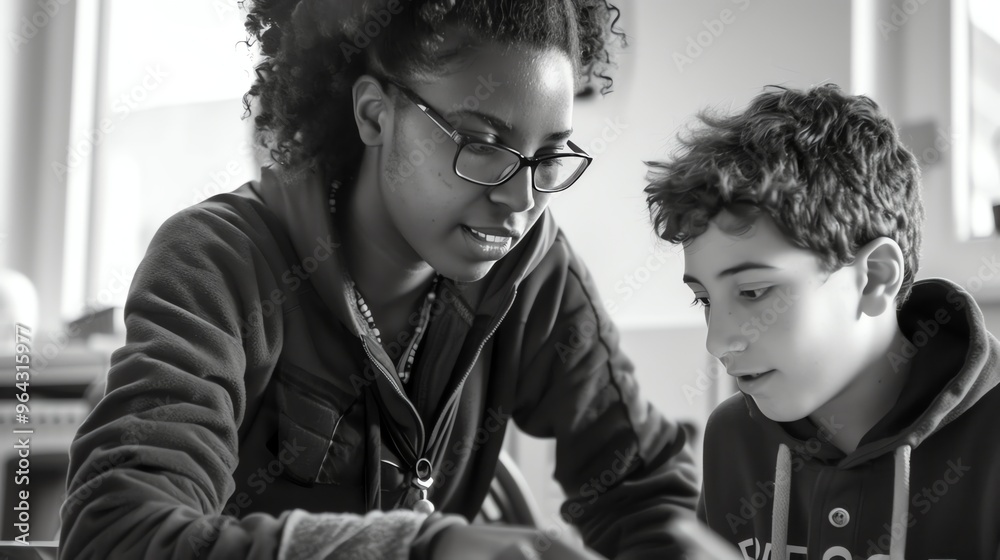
[432,524,607,560]
[665,517,743,560]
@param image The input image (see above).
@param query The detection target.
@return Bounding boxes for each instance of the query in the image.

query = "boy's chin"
[752,397,811,423]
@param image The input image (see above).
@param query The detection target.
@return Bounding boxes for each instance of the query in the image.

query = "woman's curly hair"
[241,0,625,181]
[645,84,924,303]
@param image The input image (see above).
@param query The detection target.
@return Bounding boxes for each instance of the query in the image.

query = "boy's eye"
[690,296,711,309]
[739,287,771,300]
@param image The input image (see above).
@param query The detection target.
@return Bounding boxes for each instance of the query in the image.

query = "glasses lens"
[457,143,590,192]
[456,142,522,185]
[533,155,590,192]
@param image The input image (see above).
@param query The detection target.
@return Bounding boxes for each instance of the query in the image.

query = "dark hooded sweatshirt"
[699,278,1000,559]
[58,165,699,559]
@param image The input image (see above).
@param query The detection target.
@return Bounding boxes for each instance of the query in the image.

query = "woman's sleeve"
[58,205,429,560]
[511,236,700,560]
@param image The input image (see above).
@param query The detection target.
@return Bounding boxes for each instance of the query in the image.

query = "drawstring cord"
[771,444,791,560]
[890,445,911,560]
[769,443,912,558]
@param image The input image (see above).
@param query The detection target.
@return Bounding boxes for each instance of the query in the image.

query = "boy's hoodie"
[59,165,699,559]
[699,278,1000,559]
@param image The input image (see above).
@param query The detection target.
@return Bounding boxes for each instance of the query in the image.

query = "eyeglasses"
[389,82,593,193]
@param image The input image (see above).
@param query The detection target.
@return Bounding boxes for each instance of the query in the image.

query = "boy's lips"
[734,369,778,392]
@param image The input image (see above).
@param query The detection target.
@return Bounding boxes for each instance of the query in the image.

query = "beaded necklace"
[329,180,439,384]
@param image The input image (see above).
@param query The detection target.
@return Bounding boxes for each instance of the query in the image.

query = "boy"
[648,85,1000,559]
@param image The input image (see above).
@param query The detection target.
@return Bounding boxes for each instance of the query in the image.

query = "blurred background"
[1,0,999,547]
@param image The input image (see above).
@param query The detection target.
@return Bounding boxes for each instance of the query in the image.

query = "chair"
[476,449,545,527]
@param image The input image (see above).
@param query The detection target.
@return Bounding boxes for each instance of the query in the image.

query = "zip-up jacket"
[59,164,699,559]
[699,278,1000,559]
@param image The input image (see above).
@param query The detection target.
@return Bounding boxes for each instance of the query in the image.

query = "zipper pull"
[411,457,435,514]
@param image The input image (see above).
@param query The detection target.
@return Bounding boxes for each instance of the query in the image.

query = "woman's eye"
[739,287,771,300]
[465,142,503,156]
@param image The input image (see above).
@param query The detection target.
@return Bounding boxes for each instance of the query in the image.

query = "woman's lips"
[461,225,514,260]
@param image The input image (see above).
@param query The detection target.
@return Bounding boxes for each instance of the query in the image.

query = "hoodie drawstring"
[770,444,791,560]
[769,443,912,558]
[889,445,911,560]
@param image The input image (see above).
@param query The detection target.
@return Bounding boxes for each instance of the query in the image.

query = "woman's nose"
[487,166,536,213]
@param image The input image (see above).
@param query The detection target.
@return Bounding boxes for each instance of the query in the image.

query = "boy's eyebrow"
[718,262,778,278]
[682,263,778,284]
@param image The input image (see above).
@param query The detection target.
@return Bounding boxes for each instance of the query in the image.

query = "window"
[69,0,259,316]
[963,0,1000,238]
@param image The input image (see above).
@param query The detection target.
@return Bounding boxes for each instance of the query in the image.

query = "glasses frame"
[388,82,593,193]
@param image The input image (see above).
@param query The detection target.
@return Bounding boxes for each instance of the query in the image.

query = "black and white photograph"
[1,0,999,558]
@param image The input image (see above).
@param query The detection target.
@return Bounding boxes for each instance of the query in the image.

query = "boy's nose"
[705,312,749,363]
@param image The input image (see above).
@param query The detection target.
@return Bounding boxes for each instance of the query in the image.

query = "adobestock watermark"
[681,360,726,405]
[237,235,340,339]
[433,406,510,488]
[608,245,676,314]
[340,0,406,63]
[189,438,307,554]
[725,415,844,535]
[557,245,677,365]
[863,457,970,557]
[582,117,628,157]
[738,286,800,344]
[7,0,71,53]
[33,267,133,372]
[184,141,258,208]
[63,394,179,517]
[53,64,169,181]
[514,447,639,558]
[388,74,502,186]
[888,253,999,372]
[346,282,474,394]
[672,0,751,73]
[877,0,929,40]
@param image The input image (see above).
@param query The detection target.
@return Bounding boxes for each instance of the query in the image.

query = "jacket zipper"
[361,286,518,475]
[360,338,426,458]
[427,287,518,449]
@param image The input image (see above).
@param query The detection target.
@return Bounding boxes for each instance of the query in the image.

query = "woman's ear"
[854,237,905,317]
[352,75,391,146]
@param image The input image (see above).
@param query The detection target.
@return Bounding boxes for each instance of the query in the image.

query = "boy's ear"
[854,237,905,317]
[352,75,392,146]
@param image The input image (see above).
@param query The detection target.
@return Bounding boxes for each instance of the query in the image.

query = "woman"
[59,1,698,558]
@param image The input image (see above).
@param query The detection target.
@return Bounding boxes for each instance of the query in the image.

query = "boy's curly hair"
[241,0,625,181]
[645,84,924,303]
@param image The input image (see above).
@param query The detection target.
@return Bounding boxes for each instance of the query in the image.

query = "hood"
[742,277,1000,465]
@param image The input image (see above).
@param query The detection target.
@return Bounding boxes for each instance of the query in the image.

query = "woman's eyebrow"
[546,129,573,142]
[451,109,514,132]
[451,110,572,142]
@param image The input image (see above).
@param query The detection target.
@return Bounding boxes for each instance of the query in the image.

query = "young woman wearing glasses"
[60,1,699,558]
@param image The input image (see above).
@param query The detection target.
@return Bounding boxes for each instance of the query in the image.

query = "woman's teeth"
[469,228,510,243]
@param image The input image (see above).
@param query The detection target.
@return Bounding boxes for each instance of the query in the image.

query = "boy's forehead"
[682,214,815,279]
